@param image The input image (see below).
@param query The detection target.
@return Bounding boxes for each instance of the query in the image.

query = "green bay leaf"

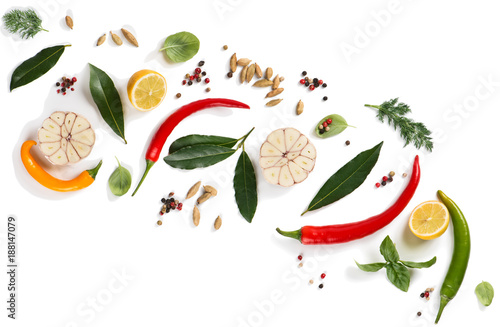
[302,141,383,215]
[169,134,237,154]
[10,45,70,91]
[88,63,126,144]
[160,31,200,63]
[233,150,257,223]
[163,144,236,170]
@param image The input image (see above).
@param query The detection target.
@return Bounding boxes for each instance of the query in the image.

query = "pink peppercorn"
[376,183,381,188]
[195,68,201,74]
[327,118,332,124]
[205,78,210,83]
[322,122,328,128]
[298,255,303,260]
[309,84,315,91]
[299,79,306,85]
[382,176,388,182]
[321,273,326,279]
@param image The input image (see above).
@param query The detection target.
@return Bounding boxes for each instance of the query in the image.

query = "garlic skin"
[259,128,316,187]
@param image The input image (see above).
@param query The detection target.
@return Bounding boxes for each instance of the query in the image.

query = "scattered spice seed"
[223,45,228,50]
[424,291,429,297]
[382,176,388,182]
[253,79,273,87]
[205,87,211,92]
[185,73,191,79]
[97,34,106,46]
[318,284,324,289]
[197,192,212,204]
[298,254,303,260]
[320,273,326,279]
[193,206,200,226]
[389,171,395,177]
[417,312,422,317]
[161,198,167,204]
[198,60,205,67]
[309,280,314,285]
[230,53,237,72]
[237,58,251,66]
[420,292,425,298]
[65,15,73,29]
[187,81,193,86]
[375,183,381,188]
[265,99,283,107]
[388,177,393,182]
[176,93,181,98]
[279,76,285,82]
[298,262,303,268]
[265,67,273,80]
[322,83,327,88]
[302,71,307,76]
[430,288,434,292]
[403,173,408,178]
[201,71,206,76]
[255,63,263,78]
[214,216,222,230]
[325,126,330,132]
[157,220,162,226]
[240,65,248,83]
[381,181,387,186]
[186,181,202,199]
[110,31,123,46]
[227,72,233,78]
[309,85,315,91]
[203,185,218,196]
[323,96,328,101]
[272,75,280,89]
[265,88,284,98]
[121,28,139,47]
[296,100,304,115]
[299,79,306,85]
[246,64,255,83]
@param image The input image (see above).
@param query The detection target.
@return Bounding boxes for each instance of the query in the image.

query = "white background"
[1,0,499,326]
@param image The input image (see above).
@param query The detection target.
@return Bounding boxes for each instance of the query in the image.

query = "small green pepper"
[315,114,354,138]
[435,190,471,324]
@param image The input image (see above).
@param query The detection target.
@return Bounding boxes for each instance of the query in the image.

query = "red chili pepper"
[276,155,420,244]
[131,98,250,196]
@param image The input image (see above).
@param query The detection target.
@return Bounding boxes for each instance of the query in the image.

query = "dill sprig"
[2,8,48,39]
[365,98,433,152]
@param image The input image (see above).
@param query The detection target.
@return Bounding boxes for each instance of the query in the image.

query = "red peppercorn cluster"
[159,193,183,217]
[299,71,327,93]
[182,61,210,86]
[375,171,395,188]
[317,118,333,135]
[419,287,434,301]
[56,76,77,95]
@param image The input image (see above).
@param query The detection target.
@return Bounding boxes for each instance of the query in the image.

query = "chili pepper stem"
[131,159,155,196]
[276,228,302,242]
[86,160,103,179]
[435,295,451,324]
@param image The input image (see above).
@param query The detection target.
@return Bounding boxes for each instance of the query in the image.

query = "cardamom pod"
[96,34,106,46]
[121,28,138,47]
[296,100,304,115]
[203,185,218,196]
[193,206,200,226]
[237,58,251,66]
[255,63,263,78]
[266,88,284,98]
[110,31,123,46]
[186,181,202,199]
[240,65,248,83]
[65,15,73,29]
[252,79,274,87]
[272,75,280,90]
[265,67,273,80]
[197,192,212,204]
[266,99,283,107]
[230,53,237,72]
[246,63,256,83]
[214,216,222,230]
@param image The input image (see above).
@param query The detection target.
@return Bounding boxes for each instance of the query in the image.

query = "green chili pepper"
[435,190,471,324]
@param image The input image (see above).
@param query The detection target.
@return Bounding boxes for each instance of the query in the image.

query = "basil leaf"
[169,134,238,154]
[233,150,258,223]
[88,63,126,144]
[315,114,354,138]
[355,261,386,272]
[401,256,436,269]
[302,141,383,215]
[475,281,494,306]
[160,31,200,63]
[108,157,132,196]
[163,144,236,170]
[10,45,69,91]
[380,235,399,263]
[386,262,410,292]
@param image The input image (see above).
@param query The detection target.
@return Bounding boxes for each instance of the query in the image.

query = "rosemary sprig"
[365,98,433,152]
[2,8,48,39]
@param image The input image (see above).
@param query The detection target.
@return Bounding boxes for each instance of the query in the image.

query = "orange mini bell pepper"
[21,140,102,192]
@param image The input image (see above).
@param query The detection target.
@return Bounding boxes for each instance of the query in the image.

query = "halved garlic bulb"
[259,128,316,186]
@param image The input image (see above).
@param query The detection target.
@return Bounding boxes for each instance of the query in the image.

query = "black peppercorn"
[323,96,328,101]
[381,181,387,186]
[319,129,325,134]
[201,71,207,76]
[420,292,425,298]
[305,81,310,87]
[56,82,60,87]
[61,87,66,92]
[187,80,193,86]
[417,312,422,317]
[318,284,324,289]
[196,77,202,82]
[198,61,205,67]
[227,72,233,78]
[302,71,307,76]
[161,198,167,203]
[345,140,350,146]
[388,177,393,182]
[322,83,327,88]
[314,82,319,88]
[313,78,318,83]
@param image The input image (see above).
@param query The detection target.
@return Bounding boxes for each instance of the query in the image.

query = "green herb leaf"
[365,98,433,151]
[233,150,258,223]
[315,114,354,138]
[88,63,126,144]
[380,235,399,263]
[160,31,200,63]
[302,141,383,215]
[10,45,69,91]
[475,281,494,306]
[355,261,386,272]
[164,144,236,170]
[108,157,132,196]
[400,256,437,269]
[386,262,410,292]
[3,8,47,39]
[169,135,237,154]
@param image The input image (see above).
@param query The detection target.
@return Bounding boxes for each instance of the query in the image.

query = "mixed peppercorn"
[317,117,333,135]
[375,171,395,188]
[299,71,327,91]
[181,61,210,87]
[55,76,77,95]
[157,192,183,225]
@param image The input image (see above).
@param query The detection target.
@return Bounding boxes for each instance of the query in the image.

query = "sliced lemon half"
[127,70,167,111]
[409,200,450,240]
